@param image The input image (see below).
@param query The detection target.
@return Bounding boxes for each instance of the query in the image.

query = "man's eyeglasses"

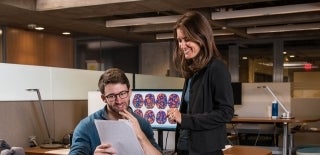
[105,90,129,103]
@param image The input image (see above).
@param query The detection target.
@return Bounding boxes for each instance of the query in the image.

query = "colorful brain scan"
[144,110,155,124]
[168,93,181,108]
[156,93,167,109]
[156,110,167,124]
[144,93,155,109]
[132,94,144,108]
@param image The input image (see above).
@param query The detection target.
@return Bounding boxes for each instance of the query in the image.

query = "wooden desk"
[231,117,320,155]
[224,146,272,155]
[24,146,271,155]
[24,148,69,155]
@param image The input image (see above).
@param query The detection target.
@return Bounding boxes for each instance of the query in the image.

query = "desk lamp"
[26,89,64,149]
[257,86,294,119]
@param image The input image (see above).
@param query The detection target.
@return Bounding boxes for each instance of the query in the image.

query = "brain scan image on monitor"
[132,94,144,108]
[130,90,182,129]
[168,93,181,108]
[144,110,155,124]
[156,93,167,109]
[144,93,155,109]
[156,110,167,124]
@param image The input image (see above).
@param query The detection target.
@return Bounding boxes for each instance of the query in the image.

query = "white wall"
[135,74,184,89]
[0,63,104,101]
[0,63,103,147]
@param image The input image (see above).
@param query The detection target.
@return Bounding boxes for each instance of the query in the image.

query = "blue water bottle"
[271,100,278,119]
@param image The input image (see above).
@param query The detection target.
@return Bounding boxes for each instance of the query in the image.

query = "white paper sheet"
[94,119,144,155]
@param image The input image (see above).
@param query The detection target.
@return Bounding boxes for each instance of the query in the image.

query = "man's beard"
[107,102,128,114]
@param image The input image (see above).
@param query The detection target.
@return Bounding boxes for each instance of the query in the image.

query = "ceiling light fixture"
[106,15,181,27]
[247,23,320,34]
[211,2,320,20]
[62,32,71,35]
[37,0,142,11]
[156,33,173,40]
[258,61,318,69]
[35,27,45,30]
[156,30,234,40]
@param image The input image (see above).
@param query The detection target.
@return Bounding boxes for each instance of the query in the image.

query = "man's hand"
[119,109,161,155]
[94,143,117,155]
[119,109,144,140]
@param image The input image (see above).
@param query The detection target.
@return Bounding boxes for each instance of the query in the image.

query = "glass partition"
[238,43,273,83]
[75,38,139,73]
[220,38,320,83]
[283,39,320,82]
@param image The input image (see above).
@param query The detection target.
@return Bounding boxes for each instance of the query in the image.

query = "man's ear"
[101,94,106,102]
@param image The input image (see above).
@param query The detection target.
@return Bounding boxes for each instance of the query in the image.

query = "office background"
[0,63,319,149]
[0,0,319,151]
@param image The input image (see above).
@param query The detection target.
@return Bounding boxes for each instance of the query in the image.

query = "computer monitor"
[130,84,241,129]
[130,89,182,130]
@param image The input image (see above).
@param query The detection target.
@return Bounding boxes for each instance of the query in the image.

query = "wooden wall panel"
[6,27,73,68]
[6,28,43,65]
[43,34,73,68]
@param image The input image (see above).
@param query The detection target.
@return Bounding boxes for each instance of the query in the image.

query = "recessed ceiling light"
[35,27,44,30]
[62,32,71,35]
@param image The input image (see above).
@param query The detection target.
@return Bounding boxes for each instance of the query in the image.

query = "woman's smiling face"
[177,28,200,60]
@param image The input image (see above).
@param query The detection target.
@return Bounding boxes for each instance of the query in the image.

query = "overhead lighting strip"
[106,15,181,27]
[247,23,320,34]
[211,2,320,20]
[104,2,320,30]
[37,0,142,11]
[156,31,234,40]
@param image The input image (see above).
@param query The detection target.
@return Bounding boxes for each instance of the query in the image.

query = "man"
[69,68,161,155]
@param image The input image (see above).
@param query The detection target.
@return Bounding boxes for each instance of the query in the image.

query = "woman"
[167,11,234,155]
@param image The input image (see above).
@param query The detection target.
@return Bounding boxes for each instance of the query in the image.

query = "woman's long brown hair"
[173,11,222,78]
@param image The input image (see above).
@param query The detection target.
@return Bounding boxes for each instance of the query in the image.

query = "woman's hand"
[167,108,181,124]
[94,143,117,155]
